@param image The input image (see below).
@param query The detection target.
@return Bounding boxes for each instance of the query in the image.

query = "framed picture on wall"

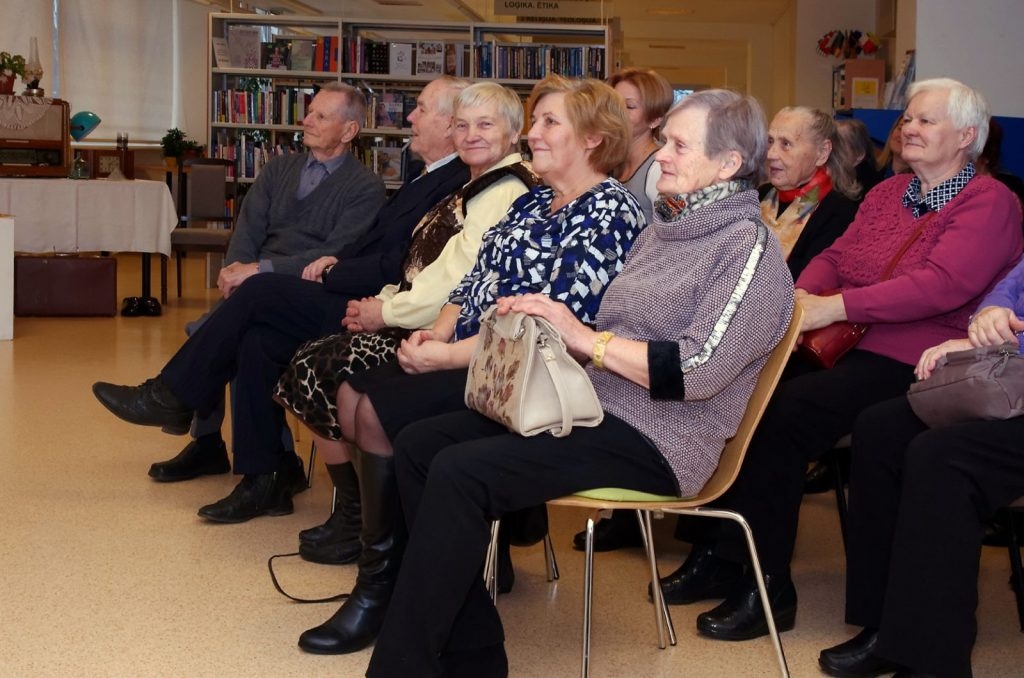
[89,149,134,179]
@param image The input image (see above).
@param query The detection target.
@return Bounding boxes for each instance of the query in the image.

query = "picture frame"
[89,149,134,179]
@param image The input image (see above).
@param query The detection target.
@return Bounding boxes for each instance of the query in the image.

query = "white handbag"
[465,307,604,437]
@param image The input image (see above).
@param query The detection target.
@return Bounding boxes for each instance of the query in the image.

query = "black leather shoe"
[696,572,797,641]
[197,471,295,523]
[148,440,230,482]
[650,545,743,605]
[140,297,162,317]
[120,296,142,317]
[572,511,644,552]
[806,447,851,494]
[299,499,362,565]
[299,580,392,654]
[92,378,191,435]
[819,628,902,677]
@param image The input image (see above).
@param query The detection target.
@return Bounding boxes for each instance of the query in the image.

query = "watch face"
[98,155,121,173]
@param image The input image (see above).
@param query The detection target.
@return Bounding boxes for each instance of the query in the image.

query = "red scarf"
[777,166,832,203]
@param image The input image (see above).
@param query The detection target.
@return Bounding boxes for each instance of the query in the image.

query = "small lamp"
[69,111,101,141]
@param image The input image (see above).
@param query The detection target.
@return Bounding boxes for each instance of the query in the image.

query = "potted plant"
[160,128,204,169]
[0,51,26,94]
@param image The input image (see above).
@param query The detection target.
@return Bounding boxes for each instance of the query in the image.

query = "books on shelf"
[355,137,407,183]
[289,39,315,71]
[211,130,303,180]
[375,92,406,129]
[389,42,414,76]
[213,87,315,126]
[474,42,605,80]
[227,25,261,69]
[262,40,291,70]
[212,37,231,68]
[314,36,340,72]
[444,43,469,76]
[416,41,444,76]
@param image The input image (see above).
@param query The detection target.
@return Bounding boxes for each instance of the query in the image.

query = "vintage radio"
[0,96,71,178]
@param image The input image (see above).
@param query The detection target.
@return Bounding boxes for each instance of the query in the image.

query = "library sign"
[493,0,603,19]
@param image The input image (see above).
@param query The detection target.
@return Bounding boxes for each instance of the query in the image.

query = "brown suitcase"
[14,254,117,317]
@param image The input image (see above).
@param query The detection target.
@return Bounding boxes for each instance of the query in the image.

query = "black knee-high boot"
[298,452,403,654]
[298,461,362,564]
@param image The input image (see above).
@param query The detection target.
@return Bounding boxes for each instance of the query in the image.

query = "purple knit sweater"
[588,190,794,496]
[797,174,1024,365]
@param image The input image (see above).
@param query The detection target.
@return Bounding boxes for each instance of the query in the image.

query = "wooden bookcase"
[207,13,611,190]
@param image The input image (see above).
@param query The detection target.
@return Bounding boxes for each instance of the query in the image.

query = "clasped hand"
[302,256,338,282]
[217,261,259,298]
[342,297,386,333]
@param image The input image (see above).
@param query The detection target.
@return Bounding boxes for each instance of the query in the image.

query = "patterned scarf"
[655,179,752,222]
[760,166,832,260]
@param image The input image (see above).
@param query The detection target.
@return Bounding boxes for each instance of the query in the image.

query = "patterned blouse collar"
[902,162,976,218]
[654,180,752,223]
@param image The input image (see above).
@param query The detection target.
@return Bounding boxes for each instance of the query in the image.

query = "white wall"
[794,0,878,111]
[915,0,1024,116]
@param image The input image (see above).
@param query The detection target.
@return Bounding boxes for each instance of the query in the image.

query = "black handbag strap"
[267,552,351,604]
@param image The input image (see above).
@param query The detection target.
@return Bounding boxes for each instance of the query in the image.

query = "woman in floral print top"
[294,75,644,659]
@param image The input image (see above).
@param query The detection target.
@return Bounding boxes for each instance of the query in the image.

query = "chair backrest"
[180,157,238,224]
[695,301,803,503]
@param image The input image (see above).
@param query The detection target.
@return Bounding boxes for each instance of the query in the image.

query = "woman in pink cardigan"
[656,78,1024,647]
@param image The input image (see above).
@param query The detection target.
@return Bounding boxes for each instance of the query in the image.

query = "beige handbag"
[465,307,604,437]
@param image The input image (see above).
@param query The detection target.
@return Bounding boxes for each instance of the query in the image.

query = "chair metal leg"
[682,508,789,677]
[1007,510,1024,632]
[543,531,560,582]
[581,517,595,678]
[175,252,183,298]
[485,520,501,603]
[635,509,675,648]
[159,254,168,305]
[306,440,316,489]
[831,452,849,554]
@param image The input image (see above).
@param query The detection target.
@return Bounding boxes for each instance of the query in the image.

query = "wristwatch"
[321,263,335,284]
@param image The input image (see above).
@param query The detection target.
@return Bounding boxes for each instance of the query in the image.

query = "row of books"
[345,38,469,77]
[210,133,303,180]
[368,91,417,129]
[353,142,407,183]
[212,88,316,127]
[476,44,606,80]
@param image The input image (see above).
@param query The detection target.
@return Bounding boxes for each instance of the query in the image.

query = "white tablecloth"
[0,178,176,256]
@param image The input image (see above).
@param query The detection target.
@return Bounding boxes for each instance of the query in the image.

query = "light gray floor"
[1,254,1021,677]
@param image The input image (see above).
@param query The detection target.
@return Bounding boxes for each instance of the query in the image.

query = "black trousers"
[713,350,916,574]
[160,273,350,474]
[846,396,1024,677]
[365,410,677,678]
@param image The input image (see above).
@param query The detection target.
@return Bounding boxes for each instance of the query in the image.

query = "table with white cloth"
[0,177,178,314]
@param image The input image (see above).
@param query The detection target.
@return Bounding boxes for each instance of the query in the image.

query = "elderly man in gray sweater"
[154,81,385,487]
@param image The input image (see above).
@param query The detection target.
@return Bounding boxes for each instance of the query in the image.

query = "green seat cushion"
[573,488,688,502]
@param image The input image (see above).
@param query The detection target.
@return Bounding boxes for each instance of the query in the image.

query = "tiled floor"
[1,254,1021,677]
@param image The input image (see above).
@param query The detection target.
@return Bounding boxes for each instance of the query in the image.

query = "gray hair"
[668,89,767,184]
[454,82,524,141]
[778,106,860,200]
[430,75,472,117]
[906,77,990,160]
[317,81,368,129]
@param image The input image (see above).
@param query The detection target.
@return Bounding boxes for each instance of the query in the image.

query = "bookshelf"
[207,14,611,188]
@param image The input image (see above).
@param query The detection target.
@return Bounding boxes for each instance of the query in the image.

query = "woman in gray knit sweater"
[365,90,795,677]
